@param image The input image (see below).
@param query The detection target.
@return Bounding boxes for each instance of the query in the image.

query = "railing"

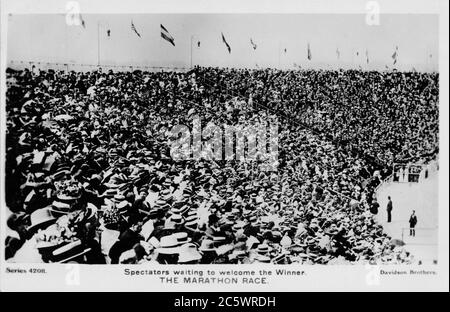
[374,173,394,193]
[7,60,190,73]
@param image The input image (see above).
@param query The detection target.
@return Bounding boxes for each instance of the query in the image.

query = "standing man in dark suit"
[387,196,393,223]
[409,210,418,237]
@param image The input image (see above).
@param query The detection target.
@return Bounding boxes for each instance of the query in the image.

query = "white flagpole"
[278,41,281,68]
[65,18,68,69]
[97,21,100,66]
[190,35,194,68]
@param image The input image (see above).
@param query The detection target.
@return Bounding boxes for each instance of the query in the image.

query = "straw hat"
[256,243,270,255]
[178,243,203,263]
[232,221,248,232]
[199,239,216,252]
[56,193,81,202]
[254,254,271,263]
[211,235,227,245]
[186,209,198,217]
[156,235,180,254]
[113,193,126,202]
[271,253,287,264]
[185,215,198,227]
[51,239,91,263]
[173,232,192,246]
[116,200,131,213]
[50,200,71,216]
[170,205,190,215]
[169,214,185,225]
[27,207,57,233]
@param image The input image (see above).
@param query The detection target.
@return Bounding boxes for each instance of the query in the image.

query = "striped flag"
[307,43,312,60]
[392,46,398,65]
[250,38,257,50]
[131,20,141,37]
[222,33,231,54]
[161,24,175,46]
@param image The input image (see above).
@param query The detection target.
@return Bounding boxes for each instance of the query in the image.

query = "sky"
[6,13,439,71]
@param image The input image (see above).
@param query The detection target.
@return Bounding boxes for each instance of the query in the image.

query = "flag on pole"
[392,46,398,65]
[250,38,257,50]
[221,33,231,53]
[161,24,175,46]
[131,20,141,38]
[79,14,86,28]
[307,43,312,60]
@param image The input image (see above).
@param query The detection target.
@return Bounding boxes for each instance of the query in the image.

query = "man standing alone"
[409,210,418,237]
[387,196,393,223]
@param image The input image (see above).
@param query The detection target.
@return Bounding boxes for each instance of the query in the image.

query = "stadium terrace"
[4,65,439,265]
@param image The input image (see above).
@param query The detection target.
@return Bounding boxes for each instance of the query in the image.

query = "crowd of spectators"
[4,65,439,264]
